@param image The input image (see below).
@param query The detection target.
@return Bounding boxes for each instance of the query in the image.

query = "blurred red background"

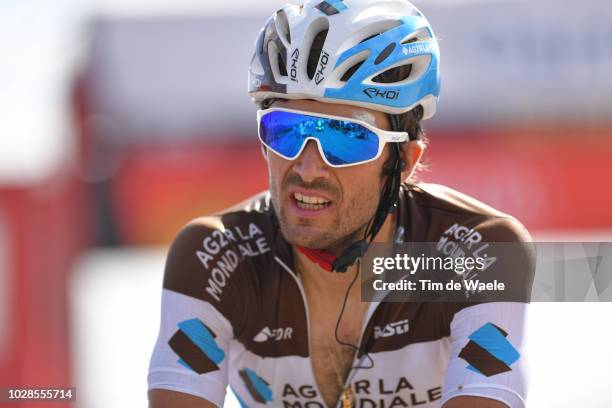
[1,1,611,406]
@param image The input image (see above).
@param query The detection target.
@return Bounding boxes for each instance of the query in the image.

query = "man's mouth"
[292,192,332,210]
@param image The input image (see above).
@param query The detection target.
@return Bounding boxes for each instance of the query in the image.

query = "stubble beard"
[270,178,378,255]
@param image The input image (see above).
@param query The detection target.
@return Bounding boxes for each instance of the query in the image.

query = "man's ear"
[399,140,424,181]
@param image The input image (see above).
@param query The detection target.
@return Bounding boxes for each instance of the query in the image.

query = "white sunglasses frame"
[256,107,409,168]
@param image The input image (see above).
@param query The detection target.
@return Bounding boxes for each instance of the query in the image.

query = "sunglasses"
[257,108,408,168]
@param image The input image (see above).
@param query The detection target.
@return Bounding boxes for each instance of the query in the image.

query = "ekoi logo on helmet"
[363,87,401,100]
[248,0,440,118]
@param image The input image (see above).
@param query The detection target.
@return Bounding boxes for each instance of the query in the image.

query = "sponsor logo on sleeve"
[253,326,293,343]
[459,322,520,377]
[169,318,225,374]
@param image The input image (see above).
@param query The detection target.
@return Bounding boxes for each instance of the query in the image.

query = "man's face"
[264,99,392,253]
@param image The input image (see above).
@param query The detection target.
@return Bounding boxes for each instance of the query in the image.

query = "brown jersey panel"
[164,193,309,357]
[401,184,536,323]
[162,183,533,359]
[359,302,450,357]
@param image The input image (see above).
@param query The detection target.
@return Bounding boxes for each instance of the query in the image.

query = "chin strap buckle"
[331,240,369,273]
[295,240,369,273]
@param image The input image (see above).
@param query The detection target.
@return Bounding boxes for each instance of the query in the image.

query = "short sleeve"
[148,289,232,406]
[441,217,533,407]
[441,302,529,408]
[148,219,247,407]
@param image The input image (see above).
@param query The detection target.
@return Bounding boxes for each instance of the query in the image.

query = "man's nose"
[291,140,330,183]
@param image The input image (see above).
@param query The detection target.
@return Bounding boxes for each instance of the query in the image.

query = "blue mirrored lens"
[259,111,379,166]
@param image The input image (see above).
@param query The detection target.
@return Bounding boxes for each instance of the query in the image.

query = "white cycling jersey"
[148,183,534,408]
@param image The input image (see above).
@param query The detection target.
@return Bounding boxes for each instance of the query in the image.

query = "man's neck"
[293,211,397,297]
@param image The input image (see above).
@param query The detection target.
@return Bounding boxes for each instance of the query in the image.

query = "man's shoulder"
[405,183,535,306]
[408,183,511,219]
[405,183,531,243]
[163,191,282,304]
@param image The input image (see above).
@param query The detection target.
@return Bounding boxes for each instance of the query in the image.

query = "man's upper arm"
[440,217,534,408]
[148,219,245,407]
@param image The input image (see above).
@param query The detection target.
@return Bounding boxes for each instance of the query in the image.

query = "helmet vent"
[336,20,401,55]
[268,41,289,83]
[340,60,365,82]
[400,28,431,45]
[275,10,291,47]
[359,32,386,44]
[307,29,329,80]
[374,43,396,65]
[278,51,288,76]
[371,64,413,83]
[328,49,369,86]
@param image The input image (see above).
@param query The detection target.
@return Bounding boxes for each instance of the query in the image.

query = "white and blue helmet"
[248,0,440,119]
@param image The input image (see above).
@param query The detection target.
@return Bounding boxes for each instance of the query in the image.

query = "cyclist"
[148,1,533,407]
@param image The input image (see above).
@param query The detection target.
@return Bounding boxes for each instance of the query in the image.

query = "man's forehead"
[351,110,378,127]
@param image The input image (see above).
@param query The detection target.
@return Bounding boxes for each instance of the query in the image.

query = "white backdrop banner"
[87,0,612,137]
[417,0,612,124]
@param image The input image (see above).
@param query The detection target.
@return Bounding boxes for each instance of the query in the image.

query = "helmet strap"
[295,115,405,273]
